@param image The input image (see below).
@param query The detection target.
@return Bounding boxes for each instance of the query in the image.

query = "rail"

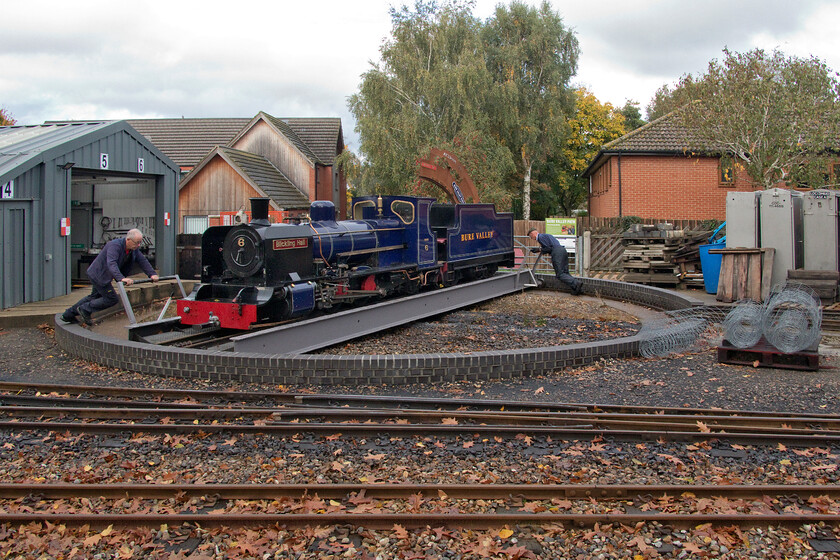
[114,275,187,325]
[231,267,539,354]
[512,234,576,275]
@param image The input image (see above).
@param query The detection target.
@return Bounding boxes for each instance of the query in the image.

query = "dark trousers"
[65,282,118,318]
[549,248,582,293]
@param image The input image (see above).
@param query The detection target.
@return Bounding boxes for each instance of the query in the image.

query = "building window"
[184,215,208,234]
[719,156,735,185]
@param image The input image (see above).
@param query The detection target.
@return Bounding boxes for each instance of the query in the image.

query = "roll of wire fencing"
[722,299,765,349]
[638,306,725,358]
[761,283,822,353]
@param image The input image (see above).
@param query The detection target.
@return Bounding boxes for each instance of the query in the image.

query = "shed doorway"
[70,170,157,283]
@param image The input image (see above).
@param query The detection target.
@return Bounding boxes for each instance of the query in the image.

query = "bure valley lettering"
[460,231,495,242]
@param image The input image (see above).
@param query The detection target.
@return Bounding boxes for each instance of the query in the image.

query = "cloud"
[3,0,840,150]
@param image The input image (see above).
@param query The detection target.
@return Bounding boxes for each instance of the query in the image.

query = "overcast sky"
[3,0,839,151]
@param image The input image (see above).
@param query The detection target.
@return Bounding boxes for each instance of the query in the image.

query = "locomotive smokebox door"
[223,226,264,278]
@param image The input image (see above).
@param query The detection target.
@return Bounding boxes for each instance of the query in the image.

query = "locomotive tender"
[177,195,515,329]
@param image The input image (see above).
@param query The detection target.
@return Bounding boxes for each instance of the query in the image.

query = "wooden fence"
[516,217,718,274]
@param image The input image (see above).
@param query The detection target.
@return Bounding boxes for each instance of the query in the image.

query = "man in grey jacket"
[528,228,583,295]
[61,229,158,325]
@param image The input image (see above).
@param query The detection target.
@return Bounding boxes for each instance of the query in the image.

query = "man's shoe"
[573,284,583,296]
[77,309,92,326]
[59,312,77,324]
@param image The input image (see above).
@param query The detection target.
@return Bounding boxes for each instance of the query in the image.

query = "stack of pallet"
[787,270,839,306]
[621,224,681,286]
[671,232,713,288]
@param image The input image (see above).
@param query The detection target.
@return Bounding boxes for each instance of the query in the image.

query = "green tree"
[545,88,626,215]
[644,77,701,121]
[483,1,579,219]
[673,48,840,189]
[619,99,645,132]
[348,1,513,205]
[0,108,15,126]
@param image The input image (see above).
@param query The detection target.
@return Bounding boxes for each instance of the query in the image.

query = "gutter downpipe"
[617,151,623,218]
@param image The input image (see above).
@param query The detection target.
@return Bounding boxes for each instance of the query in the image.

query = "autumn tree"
[670,48,840,188]
[0,108,15,126]
[554,88,626,214]
[483,1,579,219]
[348,1,513,205]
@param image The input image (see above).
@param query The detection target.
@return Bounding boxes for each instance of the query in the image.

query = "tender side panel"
[446,205,515,267]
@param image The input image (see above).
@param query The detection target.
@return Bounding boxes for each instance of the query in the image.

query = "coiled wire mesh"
[721,299,765,349]
[638,306,725,358]
[719,283,822,353]
[761,283,822,353]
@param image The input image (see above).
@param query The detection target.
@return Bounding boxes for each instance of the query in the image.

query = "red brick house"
[583,112,756,220]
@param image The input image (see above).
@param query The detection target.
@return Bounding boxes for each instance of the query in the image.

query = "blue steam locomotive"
[177,195,514,329]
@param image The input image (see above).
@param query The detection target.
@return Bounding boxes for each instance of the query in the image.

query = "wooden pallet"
[623,272,680,285]
[710,247,774,302]
[717,339,819,371]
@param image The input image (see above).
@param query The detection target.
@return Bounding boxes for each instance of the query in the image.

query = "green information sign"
[545,218,576,237]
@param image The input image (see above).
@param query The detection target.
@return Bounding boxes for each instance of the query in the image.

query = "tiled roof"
[260,114,322,165]
[219,147,311,209]
[284,118,342,165]
[601,110,715,153]
[125,115,343,169]
[127,118,249,169]
[584,111,721,176]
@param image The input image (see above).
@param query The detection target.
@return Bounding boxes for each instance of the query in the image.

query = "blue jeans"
[66,282,118,317]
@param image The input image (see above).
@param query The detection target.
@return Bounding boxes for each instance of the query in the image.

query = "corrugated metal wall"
[0,122,179,308]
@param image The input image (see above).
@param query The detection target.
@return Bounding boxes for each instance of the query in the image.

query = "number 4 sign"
[1,180,12,199]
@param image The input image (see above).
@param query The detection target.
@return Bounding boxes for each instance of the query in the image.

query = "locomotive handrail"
[115,275,187,325]
[337,243,407,257]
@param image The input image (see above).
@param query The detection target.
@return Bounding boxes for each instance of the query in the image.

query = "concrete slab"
[0,279,195,329]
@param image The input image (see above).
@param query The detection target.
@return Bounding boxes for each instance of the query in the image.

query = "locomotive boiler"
[177,195,515,329]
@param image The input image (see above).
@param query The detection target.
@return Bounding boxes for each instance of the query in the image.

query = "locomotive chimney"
[250,197,270,226]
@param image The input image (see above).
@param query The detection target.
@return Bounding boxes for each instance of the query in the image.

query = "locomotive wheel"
[223,226,264,278]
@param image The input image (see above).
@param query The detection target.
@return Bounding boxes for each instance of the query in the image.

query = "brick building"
[583,112,755,220]
[128,113,346,232]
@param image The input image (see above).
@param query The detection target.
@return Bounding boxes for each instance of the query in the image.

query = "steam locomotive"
[177,195,515,330]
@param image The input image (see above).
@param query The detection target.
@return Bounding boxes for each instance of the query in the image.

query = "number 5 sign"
[1,180,12,199]
[100,153,109,170]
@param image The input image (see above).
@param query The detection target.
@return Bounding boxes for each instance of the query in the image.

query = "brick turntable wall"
[55,277,704,386]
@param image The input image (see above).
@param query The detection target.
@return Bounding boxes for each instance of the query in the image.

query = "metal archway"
[416,148,480,204]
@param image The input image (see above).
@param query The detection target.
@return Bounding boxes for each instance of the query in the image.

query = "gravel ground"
[1,290,839,558]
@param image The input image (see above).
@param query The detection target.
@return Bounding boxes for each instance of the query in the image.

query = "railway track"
[1,482,837,529]
[0,381,838,540]
[2,382,839,444]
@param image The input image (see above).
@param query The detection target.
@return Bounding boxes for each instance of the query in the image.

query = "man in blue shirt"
[61,229,158,325]
[528,228,583,295]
